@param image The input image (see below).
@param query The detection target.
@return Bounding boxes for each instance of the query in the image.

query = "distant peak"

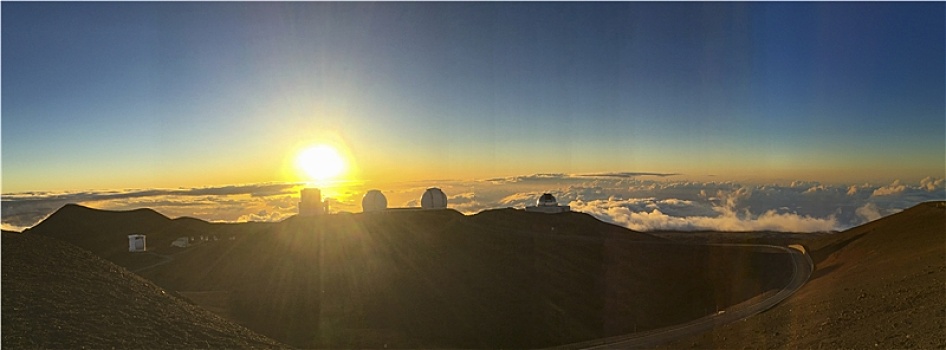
[54,203,102,215]
[42,204,170,224]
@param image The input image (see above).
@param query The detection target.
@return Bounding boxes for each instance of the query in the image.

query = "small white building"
[524,193,570,213]
[128,234,147,252]
[170,237,190,248]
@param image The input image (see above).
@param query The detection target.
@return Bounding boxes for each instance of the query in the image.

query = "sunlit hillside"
[661,202,946,349]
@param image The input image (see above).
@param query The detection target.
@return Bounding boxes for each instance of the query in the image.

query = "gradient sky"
[3,2,944,193]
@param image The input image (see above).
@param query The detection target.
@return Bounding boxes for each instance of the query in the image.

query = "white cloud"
[1,183,303,229]
[872,180,906,196]
[497,192,539,207]
[920,176,945,192]
[569,197,839,233]
[2,222,32,233]
[4,172,944,233]
[855,202,883,223]
[446,192,490,214]
[803,185,828,194]
[238,210,293,222]
[846,185,859,196]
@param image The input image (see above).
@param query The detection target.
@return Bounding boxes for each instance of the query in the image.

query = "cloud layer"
[3,174,944,233]
[1,183,302,231]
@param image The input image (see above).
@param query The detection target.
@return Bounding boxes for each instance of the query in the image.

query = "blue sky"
[3,2,944,193]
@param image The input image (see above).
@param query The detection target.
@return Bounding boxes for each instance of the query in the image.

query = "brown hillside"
[27,203,277,270]
[145,208,791,348]
[22,205,799,349]
[1,231,287,349]
[26,204,173,259]
[661,201,946,349]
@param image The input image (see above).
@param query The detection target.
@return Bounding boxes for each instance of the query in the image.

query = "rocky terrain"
[10,202,941,349]
[1,231,286,349]
[660,201,946,349]
[18,204,794,348]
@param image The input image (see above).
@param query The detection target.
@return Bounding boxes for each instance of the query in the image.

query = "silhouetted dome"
[362,190,388,212]
[421,188,448,209]
[537,193,558,207]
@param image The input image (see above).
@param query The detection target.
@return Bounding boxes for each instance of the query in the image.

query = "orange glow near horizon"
[290,139,367,207]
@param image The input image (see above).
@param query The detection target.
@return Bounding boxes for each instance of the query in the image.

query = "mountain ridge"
[13,202,942,348]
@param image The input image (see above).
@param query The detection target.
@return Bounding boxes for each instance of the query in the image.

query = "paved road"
[131,251,174,273]
[554,243,813,349]
[131,241,214,273]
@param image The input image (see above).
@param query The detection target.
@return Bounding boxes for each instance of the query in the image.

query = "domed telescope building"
[362,189,388,213]
[420,187,448,209]
[525,193,570,213]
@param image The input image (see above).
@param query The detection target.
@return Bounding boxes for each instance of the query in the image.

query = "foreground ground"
[20,205,794,348]
[1,231,287,349]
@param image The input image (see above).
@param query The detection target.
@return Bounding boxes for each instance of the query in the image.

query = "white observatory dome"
[362,189,388,212]
[421,187,448,209]
[537,193,558,207]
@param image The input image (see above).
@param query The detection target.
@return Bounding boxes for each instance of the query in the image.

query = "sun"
[296,144,347,182]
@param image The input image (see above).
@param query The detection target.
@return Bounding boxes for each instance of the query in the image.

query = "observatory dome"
[362,190,388,212]
[537,193,558,207]
[421,187,448,209]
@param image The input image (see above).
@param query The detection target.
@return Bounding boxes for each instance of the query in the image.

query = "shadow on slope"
[225,208,792,348]
[1,231,286,349]
[27,203,277,270]
[24,205,797,349]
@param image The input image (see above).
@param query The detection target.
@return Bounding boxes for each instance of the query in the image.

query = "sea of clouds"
[3,174,943,233]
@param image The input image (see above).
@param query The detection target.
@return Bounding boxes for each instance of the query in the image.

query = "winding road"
[555,243,813,349]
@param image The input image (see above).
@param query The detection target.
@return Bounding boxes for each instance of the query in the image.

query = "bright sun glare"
[297,145,346,182]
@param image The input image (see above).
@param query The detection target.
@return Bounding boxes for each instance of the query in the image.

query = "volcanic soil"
[22,204,797,349]
[659,201,946,349]
[1,231,287,349]
[16,202,943,348]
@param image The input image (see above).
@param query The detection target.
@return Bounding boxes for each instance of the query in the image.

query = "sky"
[2,3,944,231]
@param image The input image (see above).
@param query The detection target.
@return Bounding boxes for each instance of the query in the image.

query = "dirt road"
[556,243,813,349]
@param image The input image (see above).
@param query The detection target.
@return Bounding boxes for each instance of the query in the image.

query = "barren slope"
[661,201,946,349]
[1,231,287,349]
[18,205,799,349]
[26,203,278,270]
